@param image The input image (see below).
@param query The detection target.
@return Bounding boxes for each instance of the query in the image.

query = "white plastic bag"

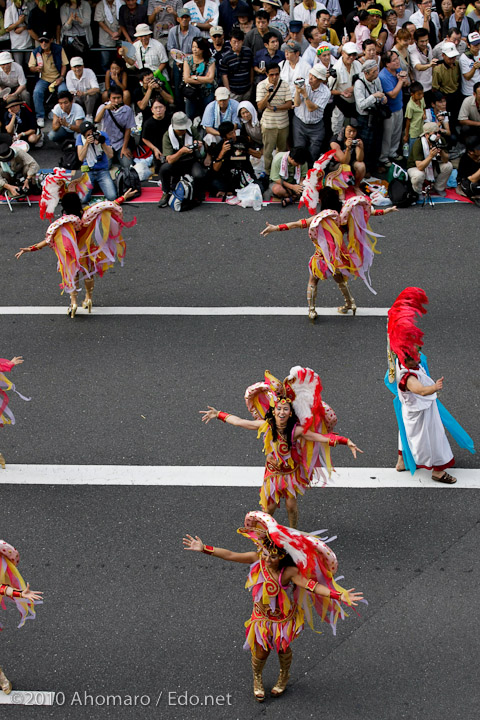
[133,159,152,181]
[236,182,263,211]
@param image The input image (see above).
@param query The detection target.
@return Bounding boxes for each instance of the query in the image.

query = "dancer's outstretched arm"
[15,239,48,258]
[200,406,262,431]
[294,426,363,459]
[183,535,257,564]
[260,217,313,236]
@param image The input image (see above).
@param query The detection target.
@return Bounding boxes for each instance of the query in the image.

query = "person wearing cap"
[3,0,32,67]
[279,40,310,95]
[167,8,202,103]
[3,98,43,148]
[433,27,466,59]
[28,34,68,127]
[66,57,100,121]
[254,31,285,85]
[257,62,293,173]
[0,52,29,104]
[261,0,290,41]
[147,0,182,45]
[441,0,475,40]
[95,87,135,168]
[293,0,327,28]
[48,89,85,144]
[94,0,122,71]
[75,119,116,201]
[293,63,331,165]
[432,40,462,120]
[0,140,40,197]
[158,110,206,206]
[458,79,480,138]
[354,58,388,173]
[378,49,409,165]
[218,28,254,101]
[183,0,219,39]
[282,20,309,54]
[119,0,148,45]
[27,0,61,45]
[328,42,362,133]
[407,120,453,195]
[459,31,480,96]
[244,11,282,56]
[59,0,92,60]
[209,25,231,79]
[121,23,168,74]
[201,86,240,144]
[218,0,251,39]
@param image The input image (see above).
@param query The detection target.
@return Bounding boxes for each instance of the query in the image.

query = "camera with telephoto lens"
[328,67,337,79]
[294,78,305,88]
[429,133,448,150]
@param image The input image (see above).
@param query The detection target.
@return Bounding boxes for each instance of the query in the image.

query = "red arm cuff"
[217,412,230,423]
[330,589,342,600]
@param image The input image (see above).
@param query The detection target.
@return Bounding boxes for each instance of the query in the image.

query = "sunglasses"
[39,38,51,43]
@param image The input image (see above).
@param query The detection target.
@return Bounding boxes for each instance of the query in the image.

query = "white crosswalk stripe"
[0,307,389,316]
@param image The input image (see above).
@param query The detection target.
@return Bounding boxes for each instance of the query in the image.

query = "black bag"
[387,177,418,208]
[59,138,81,170]
[182,83,203,102]
[115,166,141,198]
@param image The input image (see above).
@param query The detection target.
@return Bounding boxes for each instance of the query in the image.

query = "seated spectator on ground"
[103,59,131,106]
[59,0,92,60]
[330,122,366,185]
[457,134,480,201]
[219,28,254,101]
[27,0,61,45]
[254,31,285,85]
[76,119,116,201]
[148,0,182,44]
[28,32,68,128]
[158,110,206,207]
[201,86,240,145]
[459,31,480,97]
[244,10,282,56]
[48,89,85,144]
[282,20,309,54]
[407,120,453,195]
[0,138,41,196]
[123,23,168,74]
[95,88,135,168]
[279,39,311,96]
[293,63,331,166]
[269,146,309,204]
[183,0,219,38]
[458,79,480,136]
[238,99,263,146]
[119,0,148,44]
[66,57,100,121]
[3,0,32,68]
[354,58,388,174]
[134,68,174,122]
[0,52,30,104]
[256,61,293,174]
[141,98,171,171]
[404,80,427,148]
[94,0,122,72]
[3,99,43,148]
[208,120,258,198]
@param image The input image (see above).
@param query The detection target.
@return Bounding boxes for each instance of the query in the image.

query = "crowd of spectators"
[1,0,480,205]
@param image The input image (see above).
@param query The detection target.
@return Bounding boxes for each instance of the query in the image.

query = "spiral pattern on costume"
[278,440,289,455]
[264,576,279,596]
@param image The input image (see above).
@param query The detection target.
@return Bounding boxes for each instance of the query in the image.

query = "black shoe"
[158,193,169,208]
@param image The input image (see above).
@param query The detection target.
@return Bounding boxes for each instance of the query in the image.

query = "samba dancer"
[183,511,365,702]
[0,356,29,470]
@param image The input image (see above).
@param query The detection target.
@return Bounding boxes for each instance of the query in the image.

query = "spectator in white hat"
[432,40,461,121]
[293,63,331,165]
[459,31,480,97]
[121,23,168,74]
[407,120,453,195]
[201,86,240,145]
[66,56,100,121]
[0,52,30,104]
[158,110,206,207]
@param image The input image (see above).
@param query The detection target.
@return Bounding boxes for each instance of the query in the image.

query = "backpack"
[59,139,81,171]
[115,166,141,199]
[168,174,195,212]
[387,177,418,208]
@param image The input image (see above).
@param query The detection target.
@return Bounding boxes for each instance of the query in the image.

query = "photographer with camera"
[134,68,174,122]
[407,120,453,195]
[425,90,452,137]
[208,120,258,199]
[95,88,135,169]
[354,58,388,174]
[330,122,366,185]
[328,42,362,134]
[293,64,331,166]
[76,119,116,201]
[158,111,206,207]
[0,138,40,198]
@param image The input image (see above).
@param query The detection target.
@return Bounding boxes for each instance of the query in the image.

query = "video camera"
[429,133,448,150]
[294,78,306,88]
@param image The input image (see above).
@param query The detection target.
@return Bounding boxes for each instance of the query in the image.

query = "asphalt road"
[0,197,479,719]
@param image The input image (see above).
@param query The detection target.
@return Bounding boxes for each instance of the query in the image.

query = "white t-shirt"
[66,67,100,94]
[293,2,327,27]
[409,43,433,91]
[410,9,441,37]
[4,2,32,50]
[279,57,311,96]
[0,61,27,90]
[52,102,86,127]
[133,38,168,72]
[459,51,480,96]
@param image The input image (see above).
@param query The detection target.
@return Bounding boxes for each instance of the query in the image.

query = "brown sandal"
[432,471,457,484]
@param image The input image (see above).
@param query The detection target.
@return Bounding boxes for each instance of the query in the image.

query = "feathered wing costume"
[238,511,367,654]
[384,287,474,474]
[244,366,338,518]
[0,359,30,469]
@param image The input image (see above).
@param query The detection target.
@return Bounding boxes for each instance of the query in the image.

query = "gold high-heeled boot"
[307,283,318,320]
[0,667,12,695]
[68,290,78,319]
[251,653,267,702]
[0,453,5,470]
[82,278,95,313]
[335,275,356,316]
[271,648,292,697]
[287,506,298,529]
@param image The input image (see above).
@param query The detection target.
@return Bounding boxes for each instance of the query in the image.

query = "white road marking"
[0,306,389,317]
[1,465,478,487]
[0,691,55,705]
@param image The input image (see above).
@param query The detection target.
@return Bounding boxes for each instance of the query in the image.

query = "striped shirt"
[219,46,254,94]
[294,82,331,124]
[256,77,292,128]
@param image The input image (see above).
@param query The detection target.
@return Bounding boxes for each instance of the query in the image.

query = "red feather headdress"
[387,287,429,364]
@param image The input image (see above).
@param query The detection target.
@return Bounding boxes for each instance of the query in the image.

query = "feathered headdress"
[299,150,354,214]
[387,287,429,365]
[39,168,92,220]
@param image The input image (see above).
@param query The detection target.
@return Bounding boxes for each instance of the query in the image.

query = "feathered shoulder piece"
[387,287,429,364]
[299,150,337,215]
[284,366,325,434]
[244,370,288,419]
[339,193,371,224]
[39,168,92,220]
